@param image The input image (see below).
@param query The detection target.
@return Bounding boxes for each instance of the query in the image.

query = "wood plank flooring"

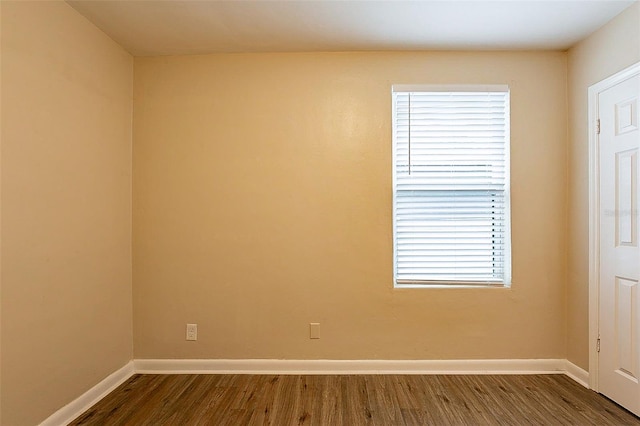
[70,374,640,425]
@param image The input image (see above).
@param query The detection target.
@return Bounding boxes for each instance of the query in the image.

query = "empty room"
[1,0,640,425]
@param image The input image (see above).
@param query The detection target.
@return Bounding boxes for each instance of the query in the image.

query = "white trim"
[563,360,590,388]
[392,84,509,93]
[588,61,640,392]
[39,361,135,426]
[134,358,571,376]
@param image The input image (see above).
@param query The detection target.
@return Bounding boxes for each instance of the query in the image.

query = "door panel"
[615,276,637,379]
[599,73,640,415]
[616,150,637,246]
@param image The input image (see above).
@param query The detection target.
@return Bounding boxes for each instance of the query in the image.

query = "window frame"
[391,84,512,288]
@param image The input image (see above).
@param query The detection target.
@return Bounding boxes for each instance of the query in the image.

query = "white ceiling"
[67,0,638,56]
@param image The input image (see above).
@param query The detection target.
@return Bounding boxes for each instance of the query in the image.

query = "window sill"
[394,282,511,289]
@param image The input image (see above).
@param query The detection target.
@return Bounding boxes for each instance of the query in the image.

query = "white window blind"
[392,86,511,286]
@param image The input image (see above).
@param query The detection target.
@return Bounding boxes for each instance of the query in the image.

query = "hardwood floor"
[70,374,640,425]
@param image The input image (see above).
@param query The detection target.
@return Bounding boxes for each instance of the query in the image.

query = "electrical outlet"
[309,323,320,339]
[186,323,197,341]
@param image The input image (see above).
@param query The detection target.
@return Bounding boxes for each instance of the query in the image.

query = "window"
[392,85,511,287]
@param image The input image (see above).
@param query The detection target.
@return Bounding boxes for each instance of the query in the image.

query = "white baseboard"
[39,358,589,426]
[563,360,590,388]
[134,358,570,376]
[39,361,135,426]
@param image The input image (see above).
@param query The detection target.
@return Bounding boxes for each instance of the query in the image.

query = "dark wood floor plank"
[318,375,343,425]
[296,376,318,426]
[246,375,279,426]
[481,375,547,425]
[435,375,494,425]
[418,375,468,424]
[364,374,404,425]
[341,375,372,425]
[69,373,640,426]
[169,375,221,425]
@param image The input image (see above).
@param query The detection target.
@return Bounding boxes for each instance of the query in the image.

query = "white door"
[598,72,640,415]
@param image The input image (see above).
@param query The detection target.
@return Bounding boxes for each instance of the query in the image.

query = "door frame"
[588,61,640,391]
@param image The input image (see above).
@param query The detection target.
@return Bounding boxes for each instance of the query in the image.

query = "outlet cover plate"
[309,323,320,339]
[186,323,198,341]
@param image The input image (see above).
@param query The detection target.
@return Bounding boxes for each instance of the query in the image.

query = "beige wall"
[0,2,3,423]
[133,51,568,361]
[566,3,640,370]
[1,2,133,425]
